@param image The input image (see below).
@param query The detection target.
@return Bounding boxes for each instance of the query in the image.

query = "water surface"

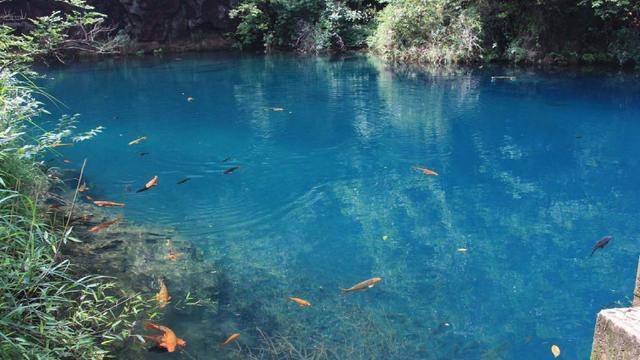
[42,54,640,359]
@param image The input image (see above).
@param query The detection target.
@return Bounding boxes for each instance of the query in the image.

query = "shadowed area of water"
[41,53,640,359]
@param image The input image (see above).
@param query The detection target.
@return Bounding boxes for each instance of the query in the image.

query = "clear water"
[41,54,640,359]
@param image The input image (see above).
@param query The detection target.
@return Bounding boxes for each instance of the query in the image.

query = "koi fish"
[221,333,240,346]
[156,278,171,308]
[176,178,190,185]
[341,277,382,293]
[223,166,240,174]
[414,166,439,176]
[49,143,73,148]
[187,96,194,102]
[93,200,125,207]
[591,235,613,256]
[270,107,284,111]
[137,175,158,193]
[63,159,71,164]
[128,136,147,146]
[85,195,94,201]
[143,322,186,353]
[289,297,311,307]
[78,182,89,192]
[88,217,121,233]
[166,249,180,262]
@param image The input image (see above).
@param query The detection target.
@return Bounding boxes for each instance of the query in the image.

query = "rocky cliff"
[0,0,237,50]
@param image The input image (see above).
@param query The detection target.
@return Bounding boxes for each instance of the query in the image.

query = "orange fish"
[413,166,439,176]
[143,322,186,353]
[156,278,171,308]
[289,297,311,307]
[49,143,73,148]
[93,200,125,207]
[128,136,147,146]
[137,175,158,193]
[78,182,89,192]
[88,217,121,233]
[166,249,180,262]
[341,277,382,293]
[221,333,240,347]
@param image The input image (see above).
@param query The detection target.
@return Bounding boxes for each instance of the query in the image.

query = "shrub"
[368,0,483,64]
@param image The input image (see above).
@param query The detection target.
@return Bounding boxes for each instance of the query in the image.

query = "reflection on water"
[42,54,640,359]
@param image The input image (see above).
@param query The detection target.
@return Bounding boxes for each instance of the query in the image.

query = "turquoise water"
[42,54,640,359]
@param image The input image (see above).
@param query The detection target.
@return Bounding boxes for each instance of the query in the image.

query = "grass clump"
[0,1,154,358]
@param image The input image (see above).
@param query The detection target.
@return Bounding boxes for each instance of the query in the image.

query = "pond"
[42,53,640,359]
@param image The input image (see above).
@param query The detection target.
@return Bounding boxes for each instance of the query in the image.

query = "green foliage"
[0,2,154,358]
[368,0,482,64]
[229,0,376,52]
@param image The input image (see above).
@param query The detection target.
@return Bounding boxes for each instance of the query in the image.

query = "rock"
[0,0,237,48]
[591,307,640,360]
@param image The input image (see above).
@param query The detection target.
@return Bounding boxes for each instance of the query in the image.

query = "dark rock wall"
[0,0,237,43]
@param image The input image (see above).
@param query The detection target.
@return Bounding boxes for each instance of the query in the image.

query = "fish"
[137,175,158,193]
[341,277,382,293]
[49,143,73,148]
[223,166,240,174]
[221,157,231,163]
[591,235,613,256]
[63,159,71,164]
[413,166,439,176]
[156,278,171,308]
[176,178,190,185]
[128,136,147,146]
[187,96,194,102]
[143,322,186,353]
[269,107,284,111]
[221,333,240,346]
[78,182,89,192]
[85,195,94,201]
[289,297,311,307]
[70,214,93,224]
[166,249,180,262]
[139,152,150,156]
[88,217,121,233]
[93,200,126,207]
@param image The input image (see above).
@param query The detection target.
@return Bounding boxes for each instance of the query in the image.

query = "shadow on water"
[39,53,640,359]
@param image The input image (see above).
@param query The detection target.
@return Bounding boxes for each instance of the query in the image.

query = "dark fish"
[591,235,613,256]
[136,187,150,193]
[223,166,240,174]
[140,152,150,156]
[177,178,190,184]
[575,135,583,139]
[222,157,231,163]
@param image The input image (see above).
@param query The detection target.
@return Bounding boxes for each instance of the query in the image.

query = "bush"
[368,0,482,64]
[229,0,377,52]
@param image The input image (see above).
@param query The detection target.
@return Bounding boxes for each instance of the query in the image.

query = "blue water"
[41,54,640,359]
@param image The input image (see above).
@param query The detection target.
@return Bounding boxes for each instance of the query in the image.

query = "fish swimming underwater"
[413,166,439,176]
[223,166,240,174]
[78,182,89,192]
[49,143,73,148]
[143,322,186,353]
[128,136,147,146]
[139,152,150,156]
[137,175,158,193]
[93,200,125,207]
[341,277,382,293]
[156,278,171,308]
[221,333,240,346]
[221,157,231,163]
[591,235,613,256]
[176,178,190,185]
[88,217,121,233]
[289,297,311,307]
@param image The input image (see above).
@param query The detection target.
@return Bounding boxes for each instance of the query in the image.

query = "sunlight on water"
[42,54,640,359]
